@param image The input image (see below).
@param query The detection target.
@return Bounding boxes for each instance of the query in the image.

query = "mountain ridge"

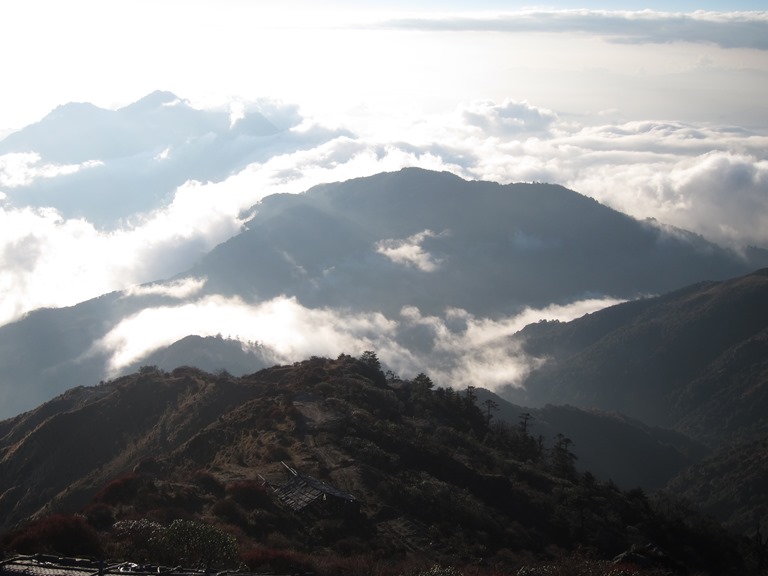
[0,356,752,575]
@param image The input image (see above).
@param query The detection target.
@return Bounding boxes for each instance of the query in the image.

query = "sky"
[1,1,768,386]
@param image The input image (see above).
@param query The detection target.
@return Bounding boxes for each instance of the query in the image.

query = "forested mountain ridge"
[514,267,768,443]
[0,355,755,575]
[505,267,768,535]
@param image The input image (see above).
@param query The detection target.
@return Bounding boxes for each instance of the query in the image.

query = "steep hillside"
[534,405,706,491]
[512,268,768,443]
[473,389,707,492]
[0,356,751,575]
[664,437,768,535]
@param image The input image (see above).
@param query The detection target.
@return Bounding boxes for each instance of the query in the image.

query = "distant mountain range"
[2,168,766,420]
[0,90,341,226]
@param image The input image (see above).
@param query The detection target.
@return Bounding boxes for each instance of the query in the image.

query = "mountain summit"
[195,167,764,315]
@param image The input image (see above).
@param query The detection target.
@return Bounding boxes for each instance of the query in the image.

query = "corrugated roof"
[273,467,357,512]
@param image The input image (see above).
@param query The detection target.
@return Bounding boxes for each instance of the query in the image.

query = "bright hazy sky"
[2,1,768,131]
[1,2,768,383]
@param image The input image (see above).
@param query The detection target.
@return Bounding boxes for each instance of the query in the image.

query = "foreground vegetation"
[1,353,765,574]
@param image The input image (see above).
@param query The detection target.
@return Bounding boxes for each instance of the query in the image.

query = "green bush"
[160,519,238,569]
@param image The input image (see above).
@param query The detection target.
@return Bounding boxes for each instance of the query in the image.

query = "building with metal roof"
[272,463,359,516]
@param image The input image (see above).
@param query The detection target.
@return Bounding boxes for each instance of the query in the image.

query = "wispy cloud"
[376,230,446,272]
[0,152,102,188]
[380,10,768,50]
[122,277,207,299]
[387,298,626,390]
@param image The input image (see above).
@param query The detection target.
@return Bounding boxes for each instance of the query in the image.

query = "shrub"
[112,518,164,560]
[5,514,103,557]
[94,472,148,504]
[160,519,238,569]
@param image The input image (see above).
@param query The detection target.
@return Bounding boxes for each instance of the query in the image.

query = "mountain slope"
[664,437,768,535]
[0,357,749,574]
[512,267,768,443]
[473,389,708,491]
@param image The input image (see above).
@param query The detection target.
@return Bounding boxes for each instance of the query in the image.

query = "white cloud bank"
[94,294,623,392]
[94,295,397,374]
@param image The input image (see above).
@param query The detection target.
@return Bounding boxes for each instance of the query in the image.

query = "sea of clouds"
[1,7,767,394]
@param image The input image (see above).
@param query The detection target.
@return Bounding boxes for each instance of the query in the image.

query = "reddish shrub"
[5,514,102,556]
[94,472,148,504]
